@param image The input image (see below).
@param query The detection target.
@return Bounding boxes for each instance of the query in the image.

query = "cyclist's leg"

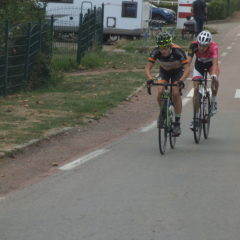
[157,68,170,106]
[209,66,220,115]
[190,67,203,130]
[192,67,203,112]
[171,68,184,136]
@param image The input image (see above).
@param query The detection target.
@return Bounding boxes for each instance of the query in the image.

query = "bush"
[208,0,240,20]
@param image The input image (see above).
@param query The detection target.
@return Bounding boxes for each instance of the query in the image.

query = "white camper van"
[43,0,150,40]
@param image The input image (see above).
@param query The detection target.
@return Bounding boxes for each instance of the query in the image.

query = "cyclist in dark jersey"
[144,32,190,136]
[188,31,219,127]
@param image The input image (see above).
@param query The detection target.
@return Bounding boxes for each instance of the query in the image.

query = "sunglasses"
[198,43,210,48]
[158,45,170,50]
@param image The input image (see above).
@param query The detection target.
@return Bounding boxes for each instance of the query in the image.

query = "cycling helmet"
[197,31,212,45]
[156,32,172,48]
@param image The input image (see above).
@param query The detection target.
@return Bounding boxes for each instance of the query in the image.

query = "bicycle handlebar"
[146,81,182,96]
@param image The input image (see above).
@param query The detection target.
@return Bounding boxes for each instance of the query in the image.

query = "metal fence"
[51,4,104,65]
[0,20,52,96]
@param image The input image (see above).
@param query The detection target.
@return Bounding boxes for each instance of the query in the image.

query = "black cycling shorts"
[195,61,212,75]
[159,67,184,82]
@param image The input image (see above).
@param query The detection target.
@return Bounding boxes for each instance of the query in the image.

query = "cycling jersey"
[188,41,218,64]
[188,41,219,77]
[148,44,188,71]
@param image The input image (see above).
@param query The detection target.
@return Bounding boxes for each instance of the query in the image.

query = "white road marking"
[140,120,157,132]
[234,89,240,98]
[227,46,232,50]
[187,88,194,98]
[231,42,235,45]
[59,149,109,170]
[221,52,227,57]
[218,60,221,65]
[237,33,240,37]
[182,97,191,106]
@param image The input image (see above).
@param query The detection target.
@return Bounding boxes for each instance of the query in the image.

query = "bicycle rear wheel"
[203,93,211,139]
[169,111,176,149]
[158,102,167,155]
[193,98,202,144]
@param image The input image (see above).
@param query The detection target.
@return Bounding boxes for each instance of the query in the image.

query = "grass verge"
[0,71,145,152]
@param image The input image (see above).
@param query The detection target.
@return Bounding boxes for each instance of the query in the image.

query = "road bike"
[192,69,211,144]
[147,80,182,155]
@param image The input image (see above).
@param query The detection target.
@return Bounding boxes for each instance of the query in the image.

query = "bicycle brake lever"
[147,85,151,95]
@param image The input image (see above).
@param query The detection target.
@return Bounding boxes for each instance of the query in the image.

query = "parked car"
[150,4,176,25]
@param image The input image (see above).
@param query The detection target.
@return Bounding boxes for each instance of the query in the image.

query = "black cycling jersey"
[148,44,188,71]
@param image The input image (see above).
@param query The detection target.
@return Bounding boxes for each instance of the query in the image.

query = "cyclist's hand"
[211,74,217,81]
[146,79,155,95]
[178,80,185,89]
[146,79,155,85]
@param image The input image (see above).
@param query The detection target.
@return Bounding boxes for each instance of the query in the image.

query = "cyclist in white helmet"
[188,30,219,130]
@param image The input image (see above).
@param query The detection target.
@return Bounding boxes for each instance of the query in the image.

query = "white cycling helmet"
[197,31,212,45]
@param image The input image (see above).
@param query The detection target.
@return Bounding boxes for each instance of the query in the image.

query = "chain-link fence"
[50,4,104,66]
[0,20,52,96]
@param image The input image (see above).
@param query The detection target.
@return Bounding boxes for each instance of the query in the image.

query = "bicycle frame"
[192,69,211,143]
[147,81,180,154]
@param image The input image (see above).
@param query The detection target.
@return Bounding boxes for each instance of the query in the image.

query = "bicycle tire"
[193,95,202,144]
[158,101,167,155]
[169,106,176,149]
[203,93,211,139]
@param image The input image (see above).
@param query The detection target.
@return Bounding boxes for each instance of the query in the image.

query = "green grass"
[0,71,145,151]
[0,35,194,152]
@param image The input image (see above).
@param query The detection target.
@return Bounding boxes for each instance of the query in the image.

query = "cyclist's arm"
[180,63,190,82]
[187,56,193,66]
[211,57,219,76]
[144,61,155,80]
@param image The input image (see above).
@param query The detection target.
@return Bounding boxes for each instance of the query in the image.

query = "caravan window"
[122,2,137,18]
[44,0,73,3]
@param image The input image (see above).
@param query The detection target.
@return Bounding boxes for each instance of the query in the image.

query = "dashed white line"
[140,120,157,132]
[59,149,109,170]
[221,52,227,57]
[237,33,240,37]
[227,46,232,50]
[234,89,240,98]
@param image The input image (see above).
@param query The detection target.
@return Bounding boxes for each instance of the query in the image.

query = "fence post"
[3,21,9,96]
[93,6,96,42]
[24,23,31,87]
[39,19,42,50]
[87,9,90,49]
[77,12,83,64]
[50,15,54,56]
[100,4,104,46]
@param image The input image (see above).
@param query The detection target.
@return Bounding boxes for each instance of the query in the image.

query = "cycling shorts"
[193,61,220,80]
[159,67,183,83]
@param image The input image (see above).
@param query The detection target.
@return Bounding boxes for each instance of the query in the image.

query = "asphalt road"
[1,19,240,240]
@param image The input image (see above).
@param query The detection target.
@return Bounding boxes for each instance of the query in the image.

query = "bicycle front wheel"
[158,102,167,155]
[193,97,202,144]
[203,93,211,139]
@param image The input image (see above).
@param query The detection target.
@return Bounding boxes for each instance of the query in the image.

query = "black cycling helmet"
[156,32,172,48]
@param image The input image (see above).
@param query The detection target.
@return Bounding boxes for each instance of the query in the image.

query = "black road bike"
[147,81,183,155]
[192,69,211,144]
